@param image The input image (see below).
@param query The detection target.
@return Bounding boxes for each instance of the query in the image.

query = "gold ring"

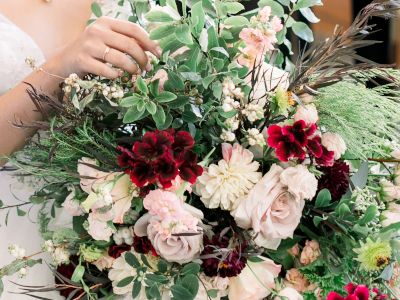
[102,46,111,61]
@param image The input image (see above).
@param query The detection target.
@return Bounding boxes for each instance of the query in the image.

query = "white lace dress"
[0,1,130,299]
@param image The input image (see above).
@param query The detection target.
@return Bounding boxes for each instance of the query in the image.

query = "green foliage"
[316,80,400,158]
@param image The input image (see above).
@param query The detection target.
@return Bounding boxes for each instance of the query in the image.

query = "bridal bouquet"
[2,0,400,299]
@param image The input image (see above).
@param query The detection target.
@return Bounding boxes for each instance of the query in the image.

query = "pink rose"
[88,211,115,241]
[143,189,183,219]
[228,257,281,300]
[151,69,168,91]
[195,274,229,300]
[275,287,304,300]
[321,132,347,160]
[285,269,311,293]
[280,165,318,201]
[294,104,319,125]
[232,164,305,250]
[300,240,321,265]
[93,254,115,271]
[134,203,204,264]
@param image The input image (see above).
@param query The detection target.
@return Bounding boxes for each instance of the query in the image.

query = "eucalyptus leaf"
[125,252,140,268]
[120,94,142,107]
[71,265,85,283]
[123,106,145,123]
[175,23,193,45]
[132,280,142,298]
[294,0,322,10]
[91,2,103,17]
[181,262,201,275]
[171,284,194,300]
[136,76,148,94]
[292,21,314,42]
[153,105,166,128]
[150,24,176,40]
[156,91,177,103]
[145,10,176,22]
[299,7,320,23]
[117,276,135,287]
[223,16,250,27]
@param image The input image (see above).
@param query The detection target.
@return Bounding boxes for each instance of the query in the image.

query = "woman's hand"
[53,17,160,79]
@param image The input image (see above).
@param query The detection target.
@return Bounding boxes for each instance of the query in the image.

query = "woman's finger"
[101,17,160,57]
[101,30,149,70]
[103,47,140,74]
[85,58,121,79]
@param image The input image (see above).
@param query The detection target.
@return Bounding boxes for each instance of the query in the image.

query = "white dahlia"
[196,143,261,210]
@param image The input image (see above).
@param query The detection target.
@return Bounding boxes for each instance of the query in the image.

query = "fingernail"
[145,62,152,72]
[118,69,124,76]
[155,46,162,57]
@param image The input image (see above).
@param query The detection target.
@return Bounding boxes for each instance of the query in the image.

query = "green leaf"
[150,24,176,40]
[276,0,290,5]
[171,284,194,300]
[132,280,142,298]
[299,7,320,23]
[117,276,135,287]
[16,207,26,216]
[166,72,185,90]
[294,0,322,10]
[181,262,201,276]
[137,99,146,112]
[156,91,177,103]
[210,47,229,58]
[123,106,145,123]
[313,216,323,227]
[169,96,190,109]
[224,16,250,27]
[315,189,332,208]
[153,105,166,128]
[136,76,148,94]
[175,23,193,45]
[182,110,198,123]
[145,10,175,22]
[91,2,103,17]
[71,265,85,282]
[224,2,244,14]
[258,0,285,16]
[0,279,3,298]
[358,205,377,225]
[218,109,237,119]
[191,1,205,35]
[145,274,169,283]
[148,285,161,299]
[182,274,199,297]
[125,252,140,268]
[145,101,157,115]
[157,260,168,273]
[292,21,314,43]
[149,80,160,97]
[0,200,3,208]
[120,94,143,107]
[338,203,351,219]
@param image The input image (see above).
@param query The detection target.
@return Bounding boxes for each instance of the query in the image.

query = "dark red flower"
[315,146,335,167]
[372,287,388,300]
[133,235,157,256]
[327,284,372,300]
[317,161,350,201]
[201,235,247,278]
[178,151,203,184]
[307,136,323,158]
[172,131,195,154]
[267,121,317,162]
[108,244,132,259]
[128,160,156,187]
[133,131,174,161]
[55,256,79,298]
[117,130,202,188]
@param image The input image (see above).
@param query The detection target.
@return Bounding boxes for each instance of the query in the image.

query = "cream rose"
[294,104,319,125]
[228,257,281,300]
[275,287,304,300]
[280,165,318,201]
[321,132,347,160]
[232,164,306,250]
[108,252,137,295]
[88,210,115,241]
[380,179,400,202]
[195,274,229,300]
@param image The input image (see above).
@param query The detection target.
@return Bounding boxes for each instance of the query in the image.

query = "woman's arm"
[0,17,159,165]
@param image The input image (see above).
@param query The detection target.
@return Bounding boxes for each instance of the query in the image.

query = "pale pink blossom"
[300,240,321,265]
[380,179,400,201]
[275,287,304,300]
[382,203,400,227]
[93,254,115,271]
[88,211,115,241]
[228,257,281,300]
[294,104,319,125]
[258,6,272,22]
[232,164,305,250]
[143,189,183,219]
[288,244,300,257]
[63,189,84,216]
[271,16,284,32]
[237,46,265,69]
[195,274,229,300]
[280,165,318,202]
[321,132,347,160]
[239,28,268,52]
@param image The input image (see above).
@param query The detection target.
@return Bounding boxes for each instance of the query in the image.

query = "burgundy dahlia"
[317,161,350,201]
[55,256,79,298]
[201,235,247,278]
[117,129,203,188]
[108,244,132,259]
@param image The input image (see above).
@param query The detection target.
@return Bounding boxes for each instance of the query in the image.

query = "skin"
[0,0,160,165]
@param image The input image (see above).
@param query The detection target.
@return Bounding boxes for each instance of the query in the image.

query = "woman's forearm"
[0,58,64,165]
